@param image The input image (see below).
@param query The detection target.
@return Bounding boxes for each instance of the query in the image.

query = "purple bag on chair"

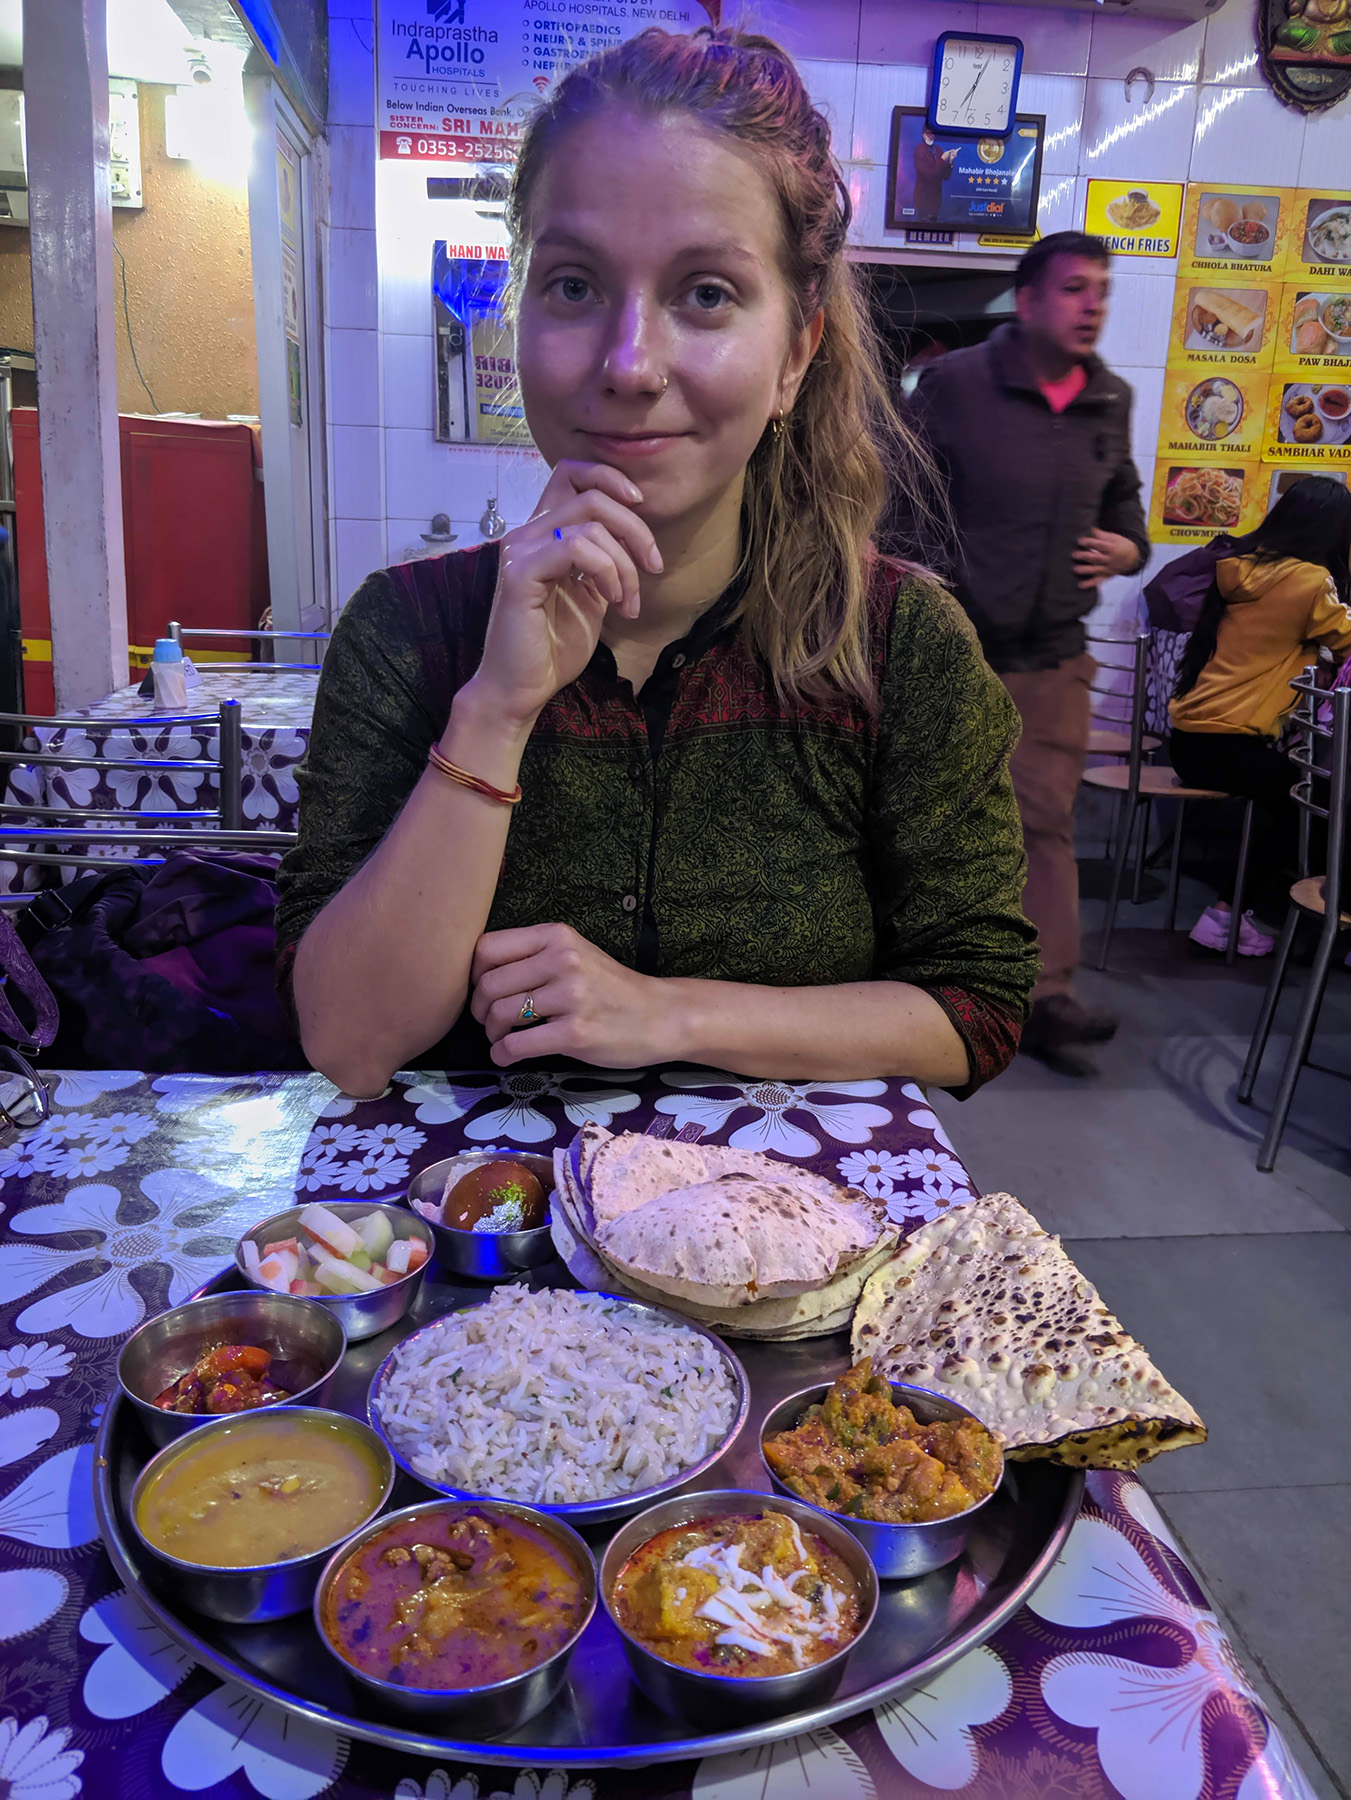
[1142,533,1237,633]
[29,850,308,1072]
[0,911,59,1052]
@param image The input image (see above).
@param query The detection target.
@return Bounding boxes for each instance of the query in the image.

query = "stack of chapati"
[551,1126,899,1340]
[851,1192,1206,1470]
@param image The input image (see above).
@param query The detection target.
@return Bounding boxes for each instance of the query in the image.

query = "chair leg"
[1237,903,1299,1103]
[1256,923,1339,1172]
[1131,798,1151,905]
[1226,800,1256,966]
[1096,796,1140,971]
[1165,799,1186,932]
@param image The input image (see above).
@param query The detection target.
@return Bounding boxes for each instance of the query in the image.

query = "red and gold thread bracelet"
[426,744,522,806]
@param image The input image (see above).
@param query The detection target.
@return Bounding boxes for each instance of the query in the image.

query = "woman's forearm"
[665,978,970,1086]
[292,684,533,1094]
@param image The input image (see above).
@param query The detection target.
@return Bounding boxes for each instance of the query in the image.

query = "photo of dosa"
[1162,464,1246,528]
[1184,286,1267,352]
[1107,189,1161,230]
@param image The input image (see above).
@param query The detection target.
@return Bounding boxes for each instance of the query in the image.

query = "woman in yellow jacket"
[1170,476,1351,955]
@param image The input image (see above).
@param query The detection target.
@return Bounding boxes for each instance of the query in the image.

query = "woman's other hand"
[470,923,678,1068]
[462,462,663,728]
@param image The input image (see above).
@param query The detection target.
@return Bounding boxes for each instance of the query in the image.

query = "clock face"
[933,37,1018,135]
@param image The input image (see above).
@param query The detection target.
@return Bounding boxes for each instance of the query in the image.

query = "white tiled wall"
[322,0,1351,623]
[322,0,382,609]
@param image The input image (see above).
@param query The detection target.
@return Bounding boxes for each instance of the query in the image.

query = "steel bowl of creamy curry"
[314,1498,596,1729]
[600,1490,878,1722]
[759,1360,1005,1579]
[129,1407,394,1623]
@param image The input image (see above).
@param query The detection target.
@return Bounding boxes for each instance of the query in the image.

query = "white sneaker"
[1189,905,1274,957]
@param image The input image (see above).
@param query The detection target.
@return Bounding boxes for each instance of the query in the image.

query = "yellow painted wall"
[0,81,258,418]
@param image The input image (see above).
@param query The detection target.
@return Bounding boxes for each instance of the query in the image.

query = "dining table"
[0,668,318,895]
[0,1066,1315,1800]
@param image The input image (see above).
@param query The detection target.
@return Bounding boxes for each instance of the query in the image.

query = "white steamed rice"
[375,1285,740,1505]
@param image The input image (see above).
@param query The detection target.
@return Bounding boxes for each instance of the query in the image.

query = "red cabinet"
[13,410,270,713]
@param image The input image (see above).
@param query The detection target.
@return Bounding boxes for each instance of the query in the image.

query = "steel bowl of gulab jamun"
[404,1151,556,1279]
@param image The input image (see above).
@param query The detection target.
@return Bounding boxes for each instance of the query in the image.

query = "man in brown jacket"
[909,232,1150,1076]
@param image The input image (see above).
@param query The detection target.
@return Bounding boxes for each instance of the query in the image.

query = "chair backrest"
[167,620,328,673]
[1084,632,1137,736]
[0,700,294,872]
[1286,672,1350,923]
[1087,631,1149,779]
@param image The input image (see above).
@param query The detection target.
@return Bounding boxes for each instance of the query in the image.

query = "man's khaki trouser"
[998,653,1094,1004]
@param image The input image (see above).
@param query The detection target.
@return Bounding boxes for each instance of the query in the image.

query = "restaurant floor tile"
[1059,1232,1351,1493]
[933,1035,1347,1239]
[928,894,1350,1794]
[1156,1484,1351,1793]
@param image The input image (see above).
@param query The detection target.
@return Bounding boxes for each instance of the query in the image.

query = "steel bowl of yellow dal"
[129,1406,394,1623]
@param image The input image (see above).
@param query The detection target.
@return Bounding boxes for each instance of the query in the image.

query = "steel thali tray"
[94,1260,1083,1769]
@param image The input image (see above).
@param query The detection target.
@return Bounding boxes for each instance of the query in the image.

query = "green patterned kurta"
[277,544,1037,1092]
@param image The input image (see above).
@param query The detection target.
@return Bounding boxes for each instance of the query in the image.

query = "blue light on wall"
[233,0,282,66]
[433,244,509,328]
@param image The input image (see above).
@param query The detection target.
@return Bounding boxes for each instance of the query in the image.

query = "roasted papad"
[851,1192,1206,1469]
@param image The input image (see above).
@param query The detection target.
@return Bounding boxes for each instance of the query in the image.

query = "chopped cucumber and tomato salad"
[243,1203,428,1298]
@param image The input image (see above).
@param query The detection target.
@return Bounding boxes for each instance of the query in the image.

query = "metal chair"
[1237,676,1349,1171]
[167,620,329,674]
[1085,629,1163,881]
[1086,631,1161,759]
[0,699,295,878]
[1083,632,1255,968]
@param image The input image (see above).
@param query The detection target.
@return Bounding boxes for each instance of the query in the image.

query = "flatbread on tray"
[551,1128,897,1340]
[851,1192,1206,1470]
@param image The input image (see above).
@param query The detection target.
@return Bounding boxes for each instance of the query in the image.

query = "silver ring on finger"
[518,994,539,1024]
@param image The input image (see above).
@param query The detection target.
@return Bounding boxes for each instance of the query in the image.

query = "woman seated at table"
[277,26,1037,1100]
[1169,475,1351,955]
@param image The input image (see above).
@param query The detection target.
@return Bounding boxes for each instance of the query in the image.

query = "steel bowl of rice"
[366,1285,749,1526]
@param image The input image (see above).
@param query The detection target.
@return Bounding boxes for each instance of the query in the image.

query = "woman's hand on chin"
[470,923,682,1068]
[470,461,663,729]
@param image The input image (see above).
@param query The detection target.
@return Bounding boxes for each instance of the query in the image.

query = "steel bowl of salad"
[235,1202,434,1342]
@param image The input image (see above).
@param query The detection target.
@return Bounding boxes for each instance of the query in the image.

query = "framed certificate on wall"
[886,107,1045,237]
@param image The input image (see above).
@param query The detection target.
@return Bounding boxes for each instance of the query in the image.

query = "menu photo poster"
[1167,279,1277,372]
[885,109,1045,236]
[1262,374,1351,463]
[1179,183,1291,279]
[376,0,715,164]
[1085,178,1183,258]
[1273,285,1351,375]
[1283,190,1351,285]
[1159,366,1270,464]
[1263,465,1348,511]
[1148,458,1264,546]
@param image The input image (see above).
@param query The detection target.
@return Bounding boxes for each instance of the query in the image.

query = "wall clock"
[927,32,1023,138]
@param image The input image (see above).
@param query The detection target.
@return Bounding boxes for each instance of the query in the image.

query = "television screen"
[887,109,1045,237]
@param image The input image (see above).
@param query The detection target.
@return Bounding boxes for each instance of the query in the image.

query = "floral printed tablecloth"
[0,1068,1314,1800]
[0,671,317,894]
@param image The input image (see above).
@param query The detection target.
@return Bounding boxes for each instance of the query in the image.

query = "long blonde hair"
[505,26,938,709]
